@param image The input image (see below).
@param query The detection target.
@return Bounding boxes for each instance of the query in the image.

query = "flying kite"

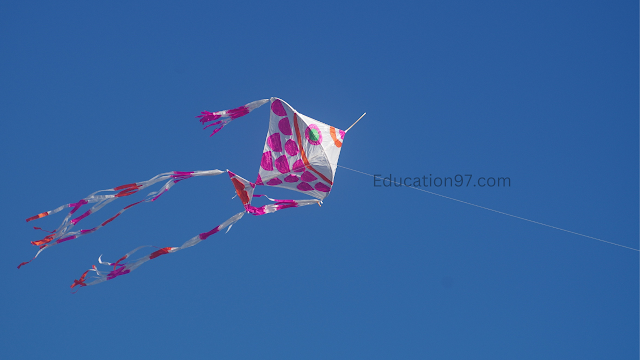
[20,98,363,291]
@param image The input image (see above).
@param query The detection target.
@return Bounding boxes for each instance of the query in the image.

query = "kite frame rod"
[345,113,366,133]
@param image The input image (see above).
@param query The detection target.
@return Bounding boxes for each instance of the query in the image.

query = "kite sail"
[255,98,344,200]
[199,98,345,199]
[20,98,349,291]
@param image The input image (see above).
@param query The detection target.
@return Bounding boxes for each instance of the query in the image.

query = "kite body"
[21,98,348,291]
[257,98,344,200]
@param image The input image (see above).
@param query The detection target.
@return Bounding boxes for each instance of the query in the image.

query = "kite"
[19,98,362,291]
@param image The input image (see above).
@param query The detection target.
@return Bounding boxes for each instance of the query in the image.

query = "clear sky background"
[2,1,638,359]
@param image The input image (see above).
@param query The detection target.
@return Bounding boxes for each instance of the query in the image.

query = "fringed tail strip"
[20,170,225,267]
[197,99,269,136]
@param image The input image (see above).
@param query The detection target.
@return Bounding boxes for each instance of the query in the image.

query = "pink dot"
[297,182,313,191]
[301,171,317,182]
[267,133,282,152]
[267,177,282,186]
[275,155,290,174]
[339,130,345,139]
[255,174,263,186]
[284,174,299,183]
[278,117,292,135]
[315,182,331,192]
[271,99,287,116]
[285,139,298,156]
[261,151,273,171]
[292,159,305,172]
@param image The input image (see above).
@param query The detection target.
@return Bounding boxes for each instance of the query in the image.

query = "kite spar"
[345,113,366,133]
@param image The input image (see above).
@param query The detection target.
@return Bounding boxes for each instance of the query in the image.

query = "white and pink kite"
[19,98,361,291]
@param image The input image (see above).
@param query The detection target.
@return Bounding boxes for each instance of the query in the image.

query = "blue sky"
[2,1,638,358]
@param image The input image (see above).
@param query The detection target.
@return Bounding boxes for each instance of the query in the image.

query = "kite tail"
[70,175,321,291]
[197,99,269,136]
[71,211,246,291]
[20,170,225,268]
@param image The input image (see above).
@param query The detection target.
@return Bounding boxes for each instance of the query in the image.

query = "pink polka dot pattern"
[292,159,305,172]
[301,171,317,182]
[271,99,287,116]
[267,177,282,186]
[275,155,290,174]
[255,174,264,185]
[297,182,313,191]
[267,133,282,152]
[278,117,292,135]
[339,129,345,139]
[285,139,298,156]
[284,174,299,183]
[261,151,273,171]
[315,182,331,192]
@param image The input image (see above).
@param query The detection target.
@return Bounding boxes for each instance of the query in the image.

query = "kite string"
[337,165,639,252]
